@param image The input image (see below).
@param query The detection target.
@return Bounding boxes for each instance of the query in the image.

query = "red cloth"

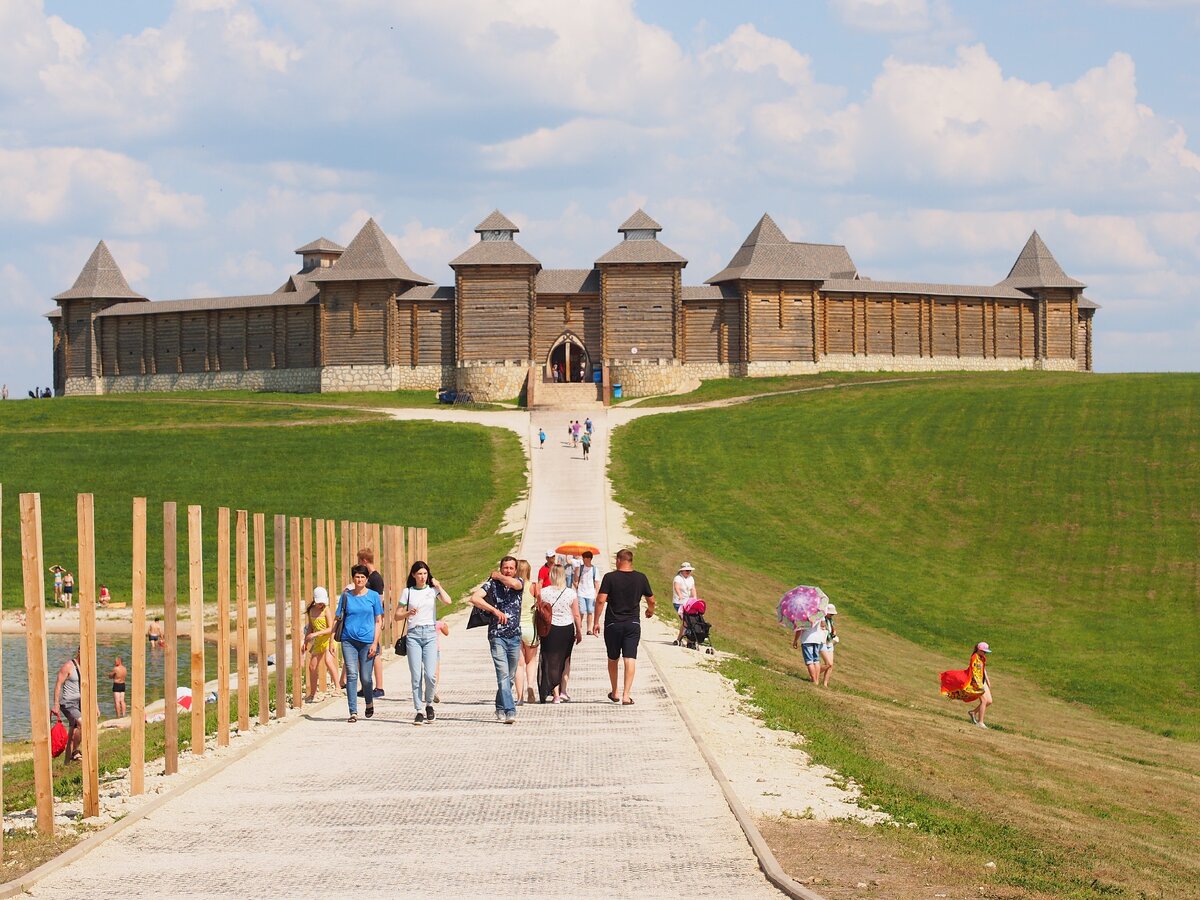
[939,668,970,693]
[51,714,68,757]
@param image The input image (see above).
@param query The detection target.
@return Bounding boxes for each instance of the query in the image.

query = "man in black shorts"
[593,548,654,705]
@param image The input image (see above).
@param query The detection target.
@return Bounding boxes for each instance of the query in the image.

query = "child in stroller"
[681,599,715,654]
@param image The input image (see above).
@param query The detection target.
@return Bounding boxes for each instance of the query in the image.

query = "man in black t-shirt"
[359,548,386,698]
[593,548,654,705]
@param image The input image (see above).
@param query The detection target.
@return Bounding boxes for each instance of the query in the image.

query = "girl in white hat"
[302,587,338,703]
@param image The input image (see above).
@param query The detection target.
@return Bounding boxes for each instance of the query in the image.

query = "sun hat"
[308,586,329,609]
[825,603,837,615]
[679,562,694,571]
[976,641,991,654]
[545,549,556,558]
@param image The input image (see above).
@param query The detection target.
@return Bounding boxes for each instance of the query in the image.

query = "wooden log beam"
[163,502,179,774]
[20,492,54,836]
[76,494,100,815]
[235,510,250,733]
[274,515,287,718]
[188,505,205,753]
[216,507,231,746]
[130,497,147,791]
[254,513,269,726]
[290,516,302,710]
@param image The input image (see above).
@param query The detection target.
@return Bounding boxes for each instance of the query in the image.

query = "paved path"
[31,406,782,898]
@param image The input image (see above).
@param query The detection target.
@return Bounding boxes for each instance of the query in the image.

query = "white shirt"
[672,574,695,605]
[401,586,438,627]
[799,618,826,645]
[540,586,578,627]
[576,564,599,598]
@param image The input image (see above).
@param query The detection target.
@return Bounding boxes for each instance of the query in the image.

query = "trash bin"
[612,384,623,399]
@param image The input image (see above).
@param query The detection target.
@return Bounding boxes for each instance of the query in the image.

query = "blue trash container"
[612,384,623,399]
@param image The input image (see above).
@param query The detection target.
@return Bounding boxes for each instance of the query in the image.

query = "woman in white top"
[396,560,452,725]
[672,563,697,645]
[536,564,582,703]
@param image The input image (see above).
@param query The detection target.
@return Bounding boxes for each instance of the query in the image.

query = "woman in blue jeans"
[397,560,452,726]
[337,564,383,723]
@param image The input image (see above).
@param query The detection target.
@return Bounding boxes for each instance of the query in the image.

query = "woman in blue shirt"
[337,564,384,722]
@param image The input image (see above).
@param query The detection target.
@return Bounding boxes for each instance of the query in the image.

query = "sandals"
[622,698,635,705]
[607,692,620,703]
[365,704,374,719]
[69,751,83,762]
[347,714,357,723]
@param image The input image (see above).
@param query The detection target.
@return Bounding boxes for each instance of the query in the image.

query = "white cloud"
[0,148,204,231]
[831,0,932,33]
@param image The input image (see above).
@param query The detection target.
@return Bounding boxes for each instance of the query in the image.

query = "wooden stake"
[274,515,287,718]
[216,507,231,747]
[236,510,250,733]
[315,519,327,693]
[19,493,54,836]
[76,493,100,815]
[0,486,5,860]
[341,520,351,589]
[162,502,178,775]
[130,498,147,793]
[290,516,302,710]
[187,505,205,754]
[303,517,313,698]
[254,513,269,725]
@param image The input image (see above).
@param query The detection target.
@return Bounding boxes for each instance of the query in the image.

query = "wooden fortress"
[48,209,1097,401]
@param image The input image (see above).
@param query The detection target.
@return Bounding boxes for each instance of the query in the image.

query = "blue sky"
[2,0,1198,391]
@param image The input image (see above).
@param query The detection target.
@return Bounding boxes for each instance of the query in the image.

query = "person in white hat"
[818,603,838,687]
[303,587,337,703]
[538,550,555,591]
[671,563,697,645]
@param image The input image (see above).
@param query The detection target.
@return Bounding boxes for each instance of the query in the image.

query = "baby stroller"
[681,599,715,654]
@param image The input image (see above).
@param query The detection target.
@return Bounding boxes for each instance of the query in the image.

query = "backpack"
[535,589,563,639]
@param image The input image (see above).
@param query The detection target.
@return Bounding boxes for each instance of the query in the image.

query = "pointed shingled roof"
[999,231,1085,290]
[617,209,662,232]
[707,214,855,283]
[53,240,146,301]
[309,219,433,284]
[294,237,345,254]
[475,209,520,233]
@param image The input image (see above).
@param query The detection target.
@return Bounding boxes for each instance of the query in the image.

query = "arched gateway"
[546,332,591,383]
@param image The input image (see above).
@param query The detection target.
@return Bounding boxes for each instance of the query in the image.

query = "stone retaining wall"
[319,364,452,392]
[85,369,321,394]
[455,361,529,402]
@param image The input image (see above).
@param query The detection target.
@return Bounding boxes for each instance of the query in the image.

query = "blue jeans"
[489,633,521,715]
[406,624,438,711]
[342,637,374,715]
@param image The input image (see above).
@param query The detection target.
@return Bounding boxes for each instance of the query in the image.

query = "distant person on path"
[818,604,838,687]
[538,550,555,590]
[515,559,540,706]
[538,427,546,449]
[1,384,7,400]
[585,416,592,435]
[538,563,582,703]
[576,551,599,636]
[147,617,164,648]
[468,555,525,724]
[581,431,591,459]
[573,420,582,446]
[50,565,64,605]
[940,642,993,729]
[110,657,127,718]
[62,571,75,609]
[672,563,697,645]
[358,548,387,698]
[303,588,337,703]
[53,647,84,761]
[593,548,655,705]
[397,560,452,725]
[337,565,383,723]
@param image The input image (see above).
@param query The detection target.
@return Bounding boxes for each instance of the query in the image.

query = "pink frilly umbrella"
[777,585,830,627]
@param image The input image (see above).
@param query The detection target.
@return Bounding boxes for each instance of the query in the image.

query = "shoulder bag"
[394,589,411,655]
[333,592,349,642]
[467,584,496,629]
[534,589,563,639]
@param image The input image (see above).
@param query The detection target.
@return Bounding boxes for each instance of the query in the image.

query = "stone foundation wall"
[455,361,530,402]
[609,360,700,398]
[746,355,1079,375]
[63,376,103,396]
[88,369,321,394]
[319,364,452,393]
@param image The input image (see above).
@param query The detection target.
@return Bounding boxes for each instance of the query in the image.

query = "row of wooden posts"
[0,485,427,849]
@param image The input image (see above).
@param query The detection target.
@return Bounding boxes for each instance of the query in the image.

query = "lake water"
[2,633,243,741]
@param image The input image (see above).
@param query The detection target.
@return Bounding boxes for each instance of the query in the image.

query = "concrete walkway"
[30,406,783,898]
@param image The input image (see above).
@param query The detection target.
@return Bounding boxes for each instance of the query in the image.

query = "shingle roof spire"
[475,210,520,233]
[999,231,1085,290]
[617,209,663,233]
[53,240,146,301]
[294,237,345,255]
[707,214,854,283]
[309,218,434,284]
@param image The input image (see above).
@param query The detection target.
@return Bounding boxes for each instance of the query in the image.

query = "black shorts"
[603,621,641,661]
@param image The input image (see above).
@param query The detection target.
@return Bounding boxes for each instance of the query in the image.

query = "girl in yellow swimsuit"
[303,587,338,702]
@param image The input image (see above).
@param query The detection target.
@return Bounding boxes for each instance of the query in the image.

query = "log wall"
[534,295,602,363]
[321,282,393,366]
[456,266,535,362]
[601,264,677,360]
[682,298,743,364]
[743,282,818,361]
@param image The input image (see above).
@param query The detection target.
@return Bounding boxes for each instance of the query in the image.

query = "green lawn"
[625,370,932,407]
[1,399,525,606]
[610,371,1200,897]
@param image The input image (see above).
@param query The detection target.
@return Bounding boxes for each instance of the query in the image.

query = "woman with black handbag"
[537,564,583,703]
[336,565,384,723]
[396,560,452,725]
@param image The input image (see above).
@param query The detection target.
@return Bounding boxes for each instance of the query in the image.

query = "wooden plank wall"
[682,303,720,363]
[415,304,454,366]
[601,264,676,360]
[1045,298,1074,359]
[457,266,535,361]
[534,295,602,364]
[744,282,817,361]
[320,282,393,366]
[65,302,95,377]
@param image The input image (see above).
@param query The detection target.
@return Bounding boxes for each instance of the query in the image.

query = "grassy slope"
[610,372,1200,898]
[1,399,524,605]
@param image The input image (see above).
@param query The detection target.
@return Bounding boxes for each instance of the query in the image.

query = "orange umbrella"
[555,542,600,556]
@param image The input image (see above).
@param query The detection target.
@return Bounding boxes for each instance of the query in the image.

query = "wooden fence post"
[420,527,428,563]
[163,502,178,775]
[130,498,147,793]
[19,493,54,836]
[187,505,205,754]
[216,507,231,746]
[302,517,313,699]
[314,519,327,693]
[235,510,250,732]
[76,493,100,816]
[274,515,287,718]
[254,513,269,725]
[341,520,351,589]
[290,516,302,709]
[0,486,4,860]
